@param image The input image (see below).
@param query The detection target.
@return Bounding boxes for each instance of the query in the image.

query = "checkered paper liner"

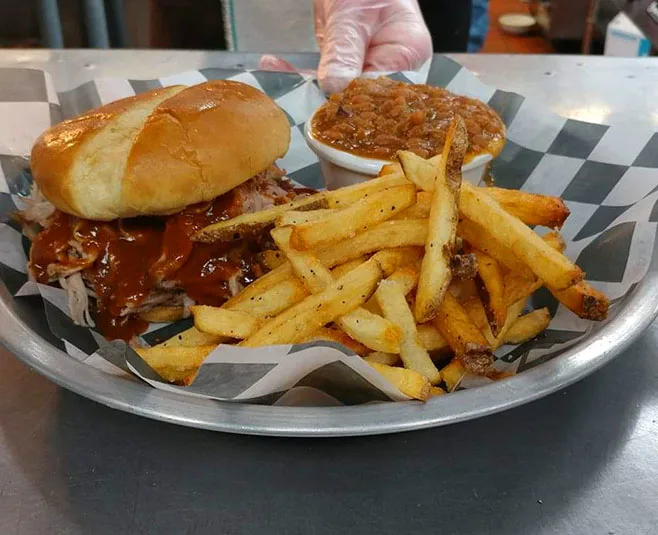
[1,56,657,406]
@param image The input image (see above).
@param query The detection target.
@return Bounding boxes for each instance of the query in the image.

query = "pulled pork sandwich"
[21,80,312,341]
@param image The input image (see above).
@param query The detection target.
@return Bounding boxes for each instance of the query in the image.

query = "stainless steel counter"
[1,51,657,535]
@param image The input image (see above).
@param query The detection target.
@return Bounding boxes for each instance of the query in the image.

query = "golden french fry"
[227,277,308,318]
[275,209,338,227]
[378,161,404,176]
[193,194,329,243]
[441,358,466,392]
[397,150,437,192]
[485,187,570,229]
[139,305,184,323]
[134,345,216,385]
[159,327,223,348]
[433,291,494,375]
[549,281,609,321]
[272,226,402,353]
[290,184,417,250]
[368,362,431,401]
[471,249,507,337]
[375,279,441,384]
[451,253,478,279]
[415,116,468,323]
[330,257,368,279]
[191,305,262,339]
[364,351,400,366]
[458,219,530,275]
[242,258,383,347]
[222,263,293,309]
[257,249,287,270]
[325,173,409,208]
[303,327,370,356]
[504,308,551,344]
[416,323,449,352]
[494,298,528,350]
[317,219,427,266]
[461,294,495,345]
[362,262,420,315]
[460,181,584,290]
[429,386,446,397]
[395,192,432,220]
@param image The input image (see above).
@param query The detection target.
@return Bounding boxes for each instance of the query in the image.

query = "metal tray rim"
[2,261,657,437]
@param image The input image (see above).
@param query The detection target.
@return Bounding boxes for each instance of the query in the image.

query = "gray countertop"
[1,51,657,535]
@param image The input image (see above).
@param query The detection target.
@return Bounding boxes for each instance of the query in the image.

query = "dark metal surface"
[1,52,657,532]
[2,323,657,534]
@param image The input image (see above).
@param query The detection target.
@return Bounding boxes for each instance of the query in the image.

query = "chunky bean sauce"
[312,77,505,161]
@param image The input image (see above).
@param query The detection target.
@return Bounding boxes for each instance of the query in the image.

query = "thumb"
[317,14,372,93]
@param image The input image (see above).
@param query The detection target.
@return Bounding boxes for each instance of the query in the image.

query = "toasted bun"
[31,81,291,220]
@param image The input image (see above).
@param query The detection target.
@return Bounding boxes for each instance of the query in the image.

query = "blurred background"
[0,0,655,57]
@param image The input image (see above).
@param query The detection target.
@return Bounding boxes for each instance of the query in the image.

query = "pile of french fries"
[136,116,609,401]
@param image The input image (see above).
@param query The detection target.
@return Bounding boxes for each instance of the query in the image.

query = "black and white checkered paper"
[1,57,657,405]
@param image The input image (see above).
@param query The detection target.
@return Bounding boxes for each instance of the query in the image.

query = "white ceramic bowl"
[304,112,494,190]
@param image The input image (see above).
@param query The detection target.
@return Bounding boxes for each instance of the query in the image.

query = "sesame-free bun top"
[30,80,291,220]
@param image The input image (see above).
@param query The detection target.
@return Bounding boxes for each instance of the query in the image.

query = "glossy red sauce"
[30,189,269,341]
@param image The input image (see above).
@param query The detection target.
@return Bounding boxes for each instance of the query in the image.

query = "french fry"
[325,173,409,208]
[397,150,437,192]
[330,257,368,279]
[272,226,402,353]
[222,263,293,309]
[504,308,551,344]
[364,351,400,366]
[458,219,530,275]
[303,327,370,356]
[471,249,507,337]
[316,219,427,266]
[460,181,584,290]
[257,249,287,270]
[397,152,569,228]
[242,258,383,347]
[494,298,528,350]
[441,358,466,392]
[429,386,446,397]
[368,362,431,401]
[134,345,216,385]
[416,323,449,352]
[549,281,609,321]
[415,116,468,323]
[485,187,570,229]
[227,277,308,318]
[290,184,417,250]
[191,305,262,339]
[362,262,420,315]
[378,162,403,176]
[433,291,494,375]
[275,209,338,227]
[375,279,441,384]
[139,305,184,323]
[395,191,432,219]
[461,294,495,345]
[159,327,223,348]
[193,194,329,243]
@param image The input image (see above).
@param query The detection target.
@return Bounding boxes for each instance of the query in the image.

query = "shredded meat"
[59,272,95,327]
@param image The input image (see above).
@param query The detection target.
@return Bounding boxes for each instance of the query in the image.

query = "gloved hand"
[260,0,432,93]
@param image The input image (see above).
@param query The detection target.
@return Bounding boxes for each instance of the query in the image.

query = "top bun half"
[30,80,291,220]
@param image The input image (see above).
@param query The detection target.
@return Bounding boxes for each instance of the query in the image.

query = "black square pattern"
[129,79,163,94]
[573,205,631,241]
[289,162,325,190]
[576,221,635,282]
[489,140,544,190]
[58,81,103,119]
[0,155,32,195]
[0,69,47,102]
[633,133,658,168]
[547,119,609,159]
[487,89,524,127]
[251,70,305,100]
[426,55,462,88]
[561,161,628,204]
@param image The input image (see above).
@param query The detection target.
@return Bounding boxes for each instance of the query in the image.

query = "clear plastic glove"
[259,0,432,93]
[315,0,432,93]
